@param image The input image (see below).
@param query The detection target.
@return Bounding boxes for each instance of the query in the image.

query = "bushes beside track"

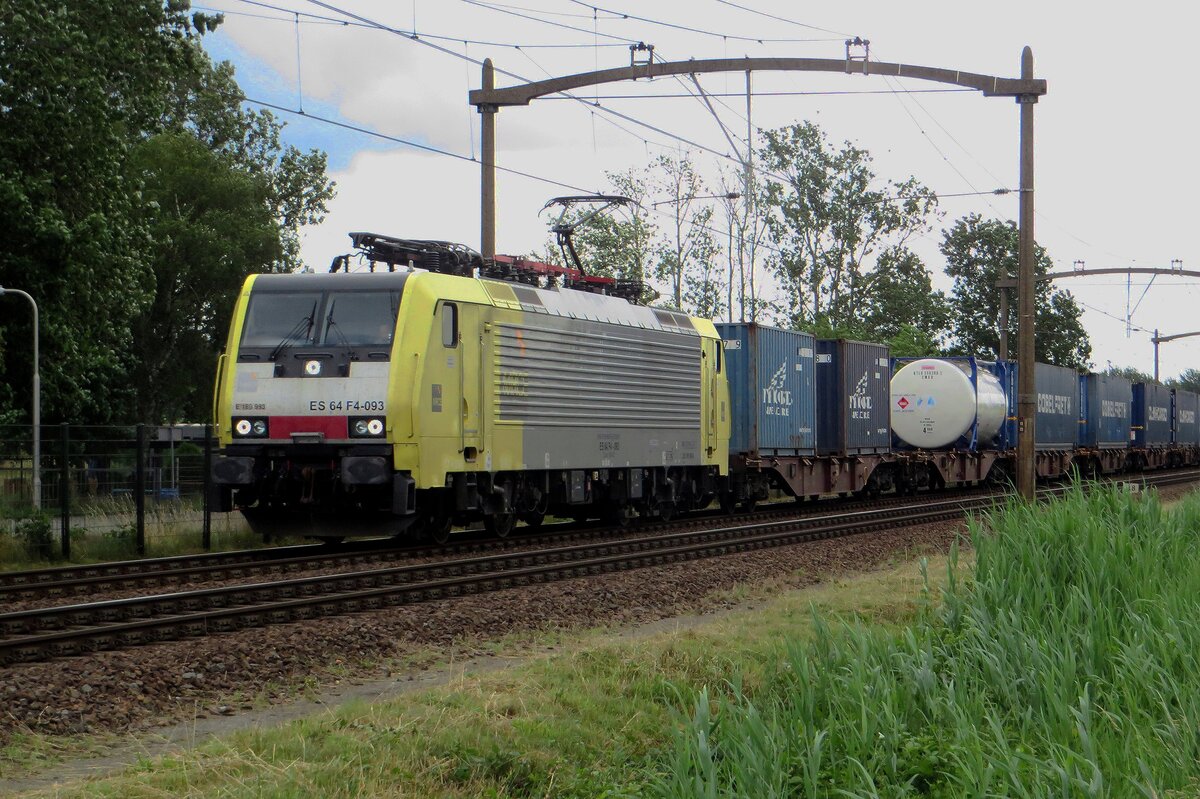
[659,485,1200,797]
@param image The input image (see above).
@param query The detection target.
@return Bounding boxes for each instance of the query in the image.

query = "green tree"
[0,1,213,423]
[649,154,721,316]
[857,245,950,346]
[1105,364,1154,384]
[0,2,333,424]
[758,121,937,330]
[941,214,1091,368]
[126,133,281,422]
[1167,368,1200,392]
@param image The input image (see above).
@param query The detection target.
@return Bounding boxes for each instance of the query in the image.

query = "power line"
[243,96,601,195]
[212,0,628,47]
[561,0,843,43]
[709,0,851,36]
[462,0,641,43]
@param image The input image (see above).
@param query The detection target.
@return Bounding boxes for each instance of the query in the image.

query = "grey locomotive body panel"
[493,313,704,470]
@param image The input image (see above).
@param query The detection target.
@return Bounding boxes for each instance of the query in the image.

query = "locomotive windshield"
[321,291,400,347]
[240,292,321,349]
[239,288,402,352]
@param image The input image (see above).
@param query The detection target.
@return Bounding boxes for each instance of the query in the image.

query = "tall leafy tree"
[126,133,281,422]
[649,154,720,316]
[0,2,333,424]
[858,245,950,346]
[941,214,1091,368]
[0,1,212,423]
[758,121,937,330]
[1167,368,1200,392]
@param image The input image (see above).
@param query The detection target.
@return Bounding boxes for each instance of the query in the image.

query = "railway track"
[0,489,987,603]
[1,470,1195,667]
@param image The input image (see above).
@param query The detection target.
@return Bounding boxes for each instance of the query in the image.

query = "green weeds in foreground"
[660,485,1200,797]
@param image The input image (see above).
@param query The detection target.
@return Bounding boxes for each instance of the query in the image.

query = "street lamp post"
[0,286,40,509]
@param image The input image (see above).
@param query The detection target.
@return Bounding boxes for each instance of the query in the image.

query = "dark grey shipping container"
[1081,373,1131,449]
[815,339,891,455]
[1133,382,1172,446]
[715,323,816,455]
[1174,389,1200,445]
[1033,362,1080,450]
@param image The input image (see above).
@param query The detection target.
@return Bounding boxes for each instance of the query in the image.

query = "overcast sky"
[200,0,1198,379]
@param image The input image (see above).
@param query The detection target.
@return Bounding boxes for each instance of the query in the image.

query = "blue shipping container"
[1133,382,1172,446]
[816,339,891,455]
[1174,389,1200,445]
[1031,362,1080,450]
[715,323,816,455]
[1080,373,1131,449]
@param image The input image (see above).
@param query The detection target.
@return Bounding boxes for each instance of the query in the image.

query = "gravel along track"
[0,514,966,743]
[0,495,990,667]
[0,489,974,612]
[1,475,1194,744]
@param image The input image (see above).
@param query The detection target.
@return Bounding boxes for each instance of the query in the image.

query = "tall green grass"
[658,486,1200,798]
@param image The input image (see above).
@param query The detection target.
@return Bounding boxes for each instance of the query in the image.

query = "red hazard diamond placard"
[897,397,909,409]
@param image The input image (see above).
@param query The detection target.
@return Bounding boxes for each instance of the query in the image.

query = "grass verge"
[14,484,1200,797]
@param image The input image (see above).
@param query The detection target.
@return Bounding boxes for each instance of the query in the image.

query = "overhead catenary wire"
[561,0,843,43]
[210,0,630,47]
[708,0,851,36]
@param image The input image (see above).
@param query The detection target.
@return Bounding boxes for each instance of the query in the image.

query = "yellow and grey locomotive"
[211,234,730,542]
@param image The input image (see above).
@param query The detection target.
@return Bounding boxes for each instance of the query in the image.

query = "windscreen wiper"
[324,300,355,359]
[268,302,317,361]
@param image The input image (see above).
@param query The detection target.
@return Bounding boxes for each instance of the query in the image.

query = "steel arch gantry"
[997,265,1198,379]
[470,50,1047,499]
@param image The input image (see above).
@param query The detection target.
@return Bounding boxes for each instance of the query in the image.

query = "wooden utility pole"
[1016,46,1038,501]
[479,58,497,259]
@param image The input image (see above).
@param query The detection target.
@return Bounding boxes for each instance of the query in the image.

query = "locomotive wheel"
[719,492,736,515]
[740,499,758,513]
[485,512,516,539]
[424,513,453,546]
[658,502,676,522]
[520,510,545,529]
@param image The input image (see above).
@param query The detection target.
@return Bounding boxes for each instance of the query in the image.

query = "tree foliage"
[0,1,333,424]
[941,214,1091,369]
[758,121,938,331]
[649,154,720,316]
[1167,368,1200,393]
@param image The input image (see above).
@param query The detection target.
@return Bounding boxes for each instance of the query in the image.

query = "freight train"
[210,233,1197,542]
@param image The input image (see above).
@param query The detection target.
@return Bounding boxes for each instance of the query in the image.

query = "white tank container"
[890,359,1008,449]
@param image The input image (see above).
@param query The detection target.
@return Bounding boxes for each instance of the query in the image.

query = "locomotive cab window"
[716,342,722,374]
[320,290,400,347]
[442,302,458,347]
[239,292,321,350]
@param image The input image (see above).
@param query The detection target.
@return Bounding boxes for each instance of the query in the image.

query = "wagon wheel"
[485,511,516,539]
[422,512,453,546]
[519,510,545,529]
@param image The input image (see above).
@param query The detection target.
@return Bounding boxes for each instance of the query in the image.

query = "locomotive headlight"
[349,416,386,437]
[233,417,268,438]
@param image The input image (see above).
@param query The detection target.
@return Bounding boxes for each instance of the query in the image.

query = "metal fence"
[0,423,228,560]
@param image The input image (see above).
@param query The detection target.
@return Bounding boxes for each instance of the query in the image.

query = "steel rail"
[0,490,985,601]
[0,495,986,665]
[1,471,1196,666]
